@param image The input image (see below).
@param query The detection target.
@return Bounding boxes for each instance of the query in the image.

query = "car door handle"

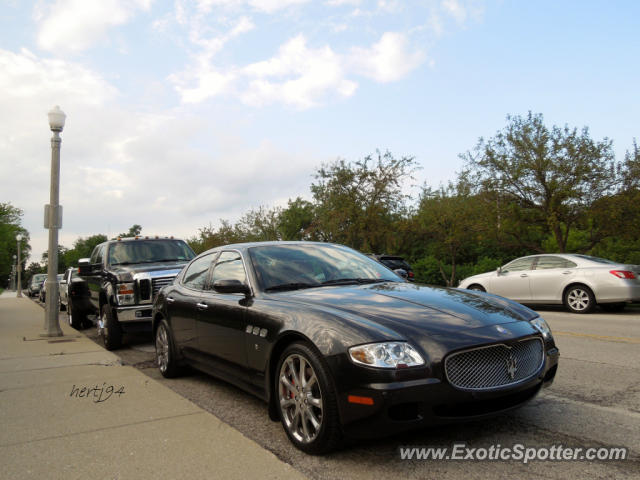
[562,271,572,275]
[166,297,175,304]
[196,302,208,310]
[520,273,528,277]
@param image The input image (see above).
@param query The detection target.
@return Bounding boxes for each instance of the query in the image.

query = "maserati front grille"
[444,338,544,391]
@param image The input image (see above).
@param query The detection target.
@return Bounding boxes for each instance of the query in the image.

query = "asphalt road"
[50,299,640,479]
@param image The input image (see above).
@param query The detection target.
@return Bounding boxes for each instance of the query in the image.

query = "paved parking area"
[46,297,640,478]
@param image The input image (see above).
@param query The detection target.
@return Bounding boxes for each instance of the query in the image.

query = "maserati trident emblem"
[506,354,518,380]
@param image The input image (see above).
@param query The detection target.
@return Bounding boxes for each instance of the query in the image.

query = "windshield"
[107,240,195,265]
[249,243,401,292]
[32,274,46,283]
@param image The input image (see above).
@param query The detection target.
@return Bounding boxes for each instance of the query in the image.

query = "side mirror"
[497,267,502,275]
[393,268,408,279]
[77,258,93,276]
[213,279,251,296]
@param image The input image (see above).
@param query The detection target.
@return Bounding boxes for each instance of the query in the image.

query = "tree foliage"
[461,112,619,252]
[0,203,30,288]
[310,150,417,252]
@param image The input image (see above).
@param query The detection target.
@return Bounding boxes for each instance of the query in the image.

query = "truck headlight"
[116,282,135,305]
[349,342,425,368]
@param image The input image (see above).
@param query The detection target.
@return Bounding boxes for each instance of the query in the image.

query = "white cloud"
[196,0,310,14]
[0,47,320,262]
[442,0,468,24]
[349,32,425,83]
[171,31,423,108]
[36,0,153,54]
[325,0,361,5]
[241,35,358,108]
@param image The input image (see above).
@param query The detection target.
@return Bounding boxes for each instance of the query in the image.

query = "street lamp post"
[43,105,65,337]
[11,255,17,291]
[16,234,23,297]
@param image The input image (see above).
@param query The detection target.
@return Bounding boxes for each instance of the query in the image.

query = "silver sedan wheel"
[155,325,170,374]
[278,354,323,444]
[567,288,591,311]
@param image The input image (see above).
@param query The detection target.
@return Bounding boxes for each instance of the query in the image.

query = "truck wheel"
[99,304,122,350]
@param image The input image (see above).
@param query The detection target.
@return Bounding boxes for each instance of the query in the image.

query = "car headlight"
[349,342,425,368]
[530,317,552,340]
[116,282,135,305]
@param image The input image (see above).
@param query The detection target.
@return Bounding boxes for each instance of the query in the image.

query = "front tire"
[564,285,595,314]
[155,319,180,378]
[99,304,122,350]
[275,342,342,454]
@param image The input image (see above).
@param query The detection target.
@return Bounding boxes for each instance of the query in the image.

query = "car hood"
[274,282,538,338]
[460,271,495,283]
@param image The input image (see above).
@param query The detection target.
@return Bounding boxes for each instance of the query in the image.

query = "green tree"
[310,150,417,252]
[278,197,316,241]
[461,112,619,252]
[62,234,108,267]
[414,184,488,286]
[118,224,142,237]
[0,203,31,288]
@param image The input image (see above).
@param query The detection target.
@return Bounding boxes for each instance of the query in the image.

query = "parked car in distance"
[28,273,47,297]
[60,268,93,329]
[153,241,558,454]
[78,236,196,350]
[459,254,640,313]
[368,254,415,281]
[38,274,64,304]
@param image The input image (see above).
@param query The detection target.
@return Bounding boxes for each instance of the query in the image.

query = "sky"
[1,0,639,264]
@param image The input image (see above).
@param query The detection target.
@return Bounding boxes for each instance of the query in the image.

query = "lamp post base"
[39,329,64,338]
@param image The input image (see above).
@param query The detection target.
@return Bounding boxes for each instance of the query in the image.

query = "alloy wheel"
[156,325,170,374]
[278,353,324,444]
[567,288,590,311]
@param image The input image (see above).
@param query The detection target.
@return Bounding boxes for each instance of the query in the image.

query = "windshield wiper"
[110,262,135,266]
[321,278,388,286]
[264,282,320,292]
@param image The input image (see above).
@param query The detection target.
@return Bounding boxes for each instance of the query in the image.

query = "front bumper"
[115,305,153,322]
[330,346,559,439]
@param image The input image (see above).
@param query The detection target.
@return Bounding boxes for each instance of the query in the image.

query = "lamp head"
[48,105,66,132]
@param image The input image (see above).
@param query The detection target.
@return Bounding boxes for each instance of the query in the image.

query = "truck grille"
[445,338,544,391]
[139,279,151,301]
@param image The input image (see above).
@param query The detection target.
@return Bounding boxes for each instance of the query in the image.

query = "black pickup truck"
[78,236,195,350]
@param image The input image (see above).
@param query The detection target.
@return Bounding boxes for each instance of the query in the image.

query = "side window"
[536,256,574,270]
[91,245,106,265]
[90,246,99,264]
[502,258,533,273]
[211,251,247,285]
[182,254,214,290]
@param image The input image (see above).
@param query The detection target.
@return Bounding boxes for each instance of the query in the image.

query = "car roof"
[198,240,346,256]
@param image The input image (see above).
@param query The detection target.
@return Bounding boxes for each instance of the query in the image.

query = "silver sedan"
[458,254,640,313]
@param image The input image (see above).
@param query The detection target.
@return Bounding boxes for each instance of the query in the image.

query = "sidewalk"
[0,293,306,480]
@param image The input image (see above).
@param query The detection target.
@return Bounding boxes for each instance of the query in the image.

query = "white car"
[458,254,640,313]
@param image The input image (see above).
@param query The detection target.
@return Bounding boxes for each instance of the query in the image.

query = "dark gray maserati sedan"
[152,241,559,454]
